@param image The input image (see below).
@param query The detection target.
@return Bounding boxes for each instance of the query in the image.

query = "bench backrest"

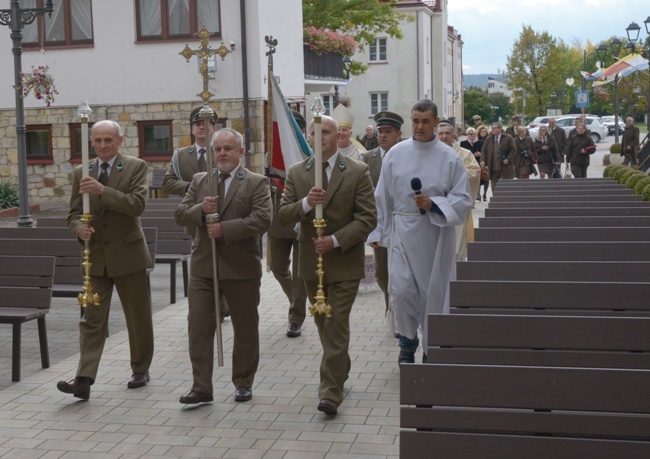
[457,260,650,283]
[485,207,650,217]
[474,226,649,242]
[0,256,55,309]
[36,217,68,227]
[150,168,166,188]
[426,313,650,369]
[468,241,650,261]
[139,217,191,256]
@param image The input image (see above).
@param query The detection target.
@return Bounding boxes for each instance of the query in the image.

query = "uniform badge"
[116,161,124,172]
[236,170,244,180]
[372,150,379,158]
[305,158,314,171]
[338,159,346,171]
[88,162,94,172]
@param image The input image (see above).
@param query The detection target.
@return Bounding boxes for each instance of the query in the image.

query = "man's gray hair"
[492,121,503,129]
[411,99,438,118]
[91,120,123,137]
[436,122,454,134]
[213,127,244,149]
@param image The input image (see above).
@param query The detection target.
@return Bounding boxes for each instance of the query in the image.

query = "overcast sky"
[447,0,650,75]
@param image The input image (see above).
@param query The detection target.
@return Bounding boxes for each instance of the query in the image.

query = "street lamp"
[609,38,624,143]
[0,0,55,227]
[333,56,353,108]
[626,17,650,135]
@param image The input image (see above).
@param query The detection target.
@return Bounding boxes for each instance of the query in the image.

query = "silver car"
[554,115,608,143]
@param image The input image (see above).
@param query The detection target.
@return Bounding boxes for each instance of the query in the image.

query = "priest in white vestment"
[367,100,473,364]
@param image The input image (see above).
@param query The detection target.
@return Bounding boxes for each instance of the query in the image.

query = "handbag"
[480,166,489,181]
[552,164,562,179]
[563,163,572,179]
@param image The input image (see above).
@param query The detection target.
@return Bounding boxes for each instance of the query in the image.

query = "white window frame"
[369,37,387,62]
[370,92,388,115]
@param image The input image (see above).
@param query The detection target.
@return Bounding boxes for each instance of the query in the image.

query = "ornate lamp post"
[0,0,54,227]
[626,17,650,134]
[333,56,353,108]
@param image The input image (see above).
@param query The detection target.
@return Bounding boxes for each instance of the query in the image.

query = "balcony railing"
[303,45,345,80]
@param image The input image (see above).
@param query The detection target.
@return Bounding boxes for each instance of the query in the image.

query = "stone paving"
[0,152,609,458]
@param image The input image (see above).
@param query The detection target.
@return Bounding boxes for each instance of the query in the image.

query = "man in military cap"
[472,115,483,128]
[268,108,308,337]
[332,104,366,161]
[162,106,218,196]
[360,111,403,313]
[506,115,528,138]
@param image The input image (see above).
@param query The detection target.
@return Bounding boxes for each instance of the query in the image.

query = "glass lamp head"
[311,97,325,118]
[77,100,92,120]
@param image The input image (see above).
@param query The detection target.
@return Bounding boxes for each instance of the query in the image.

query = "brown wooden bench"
[474,226,649,242]
[140,217,191,304]
[0,256,55,382]
[149,168,167,198]
[0,228,157,300]
[400,363,650,458]
[457,260,650,283]
[485,206,650,217]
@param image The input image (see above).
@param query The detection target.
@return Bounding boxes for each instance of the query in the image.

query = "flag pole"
[265,36,278,273]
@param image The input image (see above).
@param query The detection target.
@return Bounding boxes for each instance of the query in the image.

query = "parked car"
[553,115,608,143]
[527,116,551,129]
[602,116,625,136]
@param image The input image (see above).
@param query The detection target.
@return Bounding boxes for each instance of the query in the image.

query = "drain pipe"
[240,0,251,168]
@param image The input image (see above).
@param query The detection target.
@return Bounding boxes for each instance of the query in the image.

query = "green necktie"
[98,162,109,185]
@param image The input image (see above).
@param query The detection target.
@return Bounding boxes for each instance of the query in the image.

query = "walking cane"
[200,105,224,367]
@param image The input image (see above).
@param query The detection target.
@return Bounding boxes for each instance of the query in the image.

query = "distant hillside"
[464,74,504,89]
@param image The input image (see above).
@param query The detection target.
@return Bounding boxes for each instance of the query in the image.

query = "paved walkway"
[0,150,609,458]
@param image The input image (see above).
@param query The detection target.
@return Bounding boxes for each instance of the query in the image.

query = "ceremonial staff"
[180,26,232,367]
[76,100,99,307]
[309,97,332,317]
[264,35,277,273]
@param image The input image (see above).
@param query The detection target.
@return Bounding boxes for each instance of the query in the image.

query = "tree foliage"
[464,87,492,124]
[302,0,412,74]
[506,25,579,119]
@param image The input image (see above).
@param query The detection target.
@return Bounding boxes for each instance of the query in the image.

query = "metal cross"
[180,26,232,103]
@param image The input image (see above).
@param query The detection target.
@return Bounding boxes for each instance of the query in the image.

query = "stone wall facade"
[0,99,266,204]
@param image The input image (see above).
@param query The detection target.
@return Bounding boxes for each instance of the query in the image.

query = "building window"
[69,123,96,162]
[321,95,333,116]
[370,92,388,115]
[138,120,174,160]
[26,125,53,164]
[22,0,94,48]
[136,0,221,42]
[369,38,387,62]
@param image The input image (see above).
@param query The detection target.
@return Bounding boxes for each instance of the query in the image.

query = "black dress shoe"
[127,372,150,388]
[179,390,213,404]
[317,399,338,415]
[57,377,91,400]
[235,387,252,402]
[286,323,302,337]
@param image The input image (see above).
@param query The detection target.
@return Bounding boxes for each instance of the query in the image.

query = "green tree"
[303,0,412,74]
[506,25,577,119]
[464,87,492,125]
[488,92,514,124]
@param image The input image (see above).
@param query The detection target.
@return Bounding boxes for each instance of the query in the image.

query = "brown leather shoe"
[127,372,150,388]
[57,377,91,400]
[179,390,213,404]
[286,323,302,337]
[317,398,338,415]
[235,387,252,402]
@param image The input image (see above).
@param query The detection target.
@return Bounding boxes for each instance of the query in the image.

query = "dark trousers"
[269,236,307,326]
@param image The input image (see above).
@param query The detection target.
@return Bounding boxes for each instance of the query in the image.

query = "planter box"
[0,204,40,218]
[603,153,624,166]
[303,45,344,80]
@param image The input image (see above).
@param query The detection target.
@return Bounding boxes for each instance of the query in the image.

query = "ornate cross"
[180,26,232,103]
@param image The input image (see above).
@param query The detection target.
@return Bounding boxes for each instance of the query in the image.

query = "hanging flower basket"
[14,65,59,107]
[303,26,357,56]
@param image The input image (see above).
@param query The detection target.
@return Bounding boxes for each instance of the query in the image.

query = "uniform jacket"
[175,167,272,280]
[480,133,516,172]
[621,125,640,157]
[162,145,204,196]
[513,135,536,171]
[277,154,377,282]
[68,153,151,278]
[268,181,297,239]
[548,127,566,161]
[533,136,558,164]
[359,147,383,187]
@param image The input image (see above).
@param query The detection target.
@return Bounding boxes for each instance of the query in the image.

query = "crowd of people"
[58,100,618,417]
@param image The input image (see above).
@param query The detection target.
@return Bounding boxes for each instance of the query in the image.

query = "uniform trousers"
[77,269,154,383]
[304,278,359,405]
[269,236,307,326]
[187,275,260,393]
[373,246,389,313]
[570,164,588,178]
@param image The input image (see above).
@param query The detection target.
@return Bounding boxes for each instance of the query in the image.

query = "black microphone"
[411,177,426,215]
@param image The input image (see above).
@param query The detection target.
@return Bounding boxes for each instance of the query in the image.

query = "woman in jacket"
[512,126,537,179]
[533,125,558,179]
[564,124,595,178]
